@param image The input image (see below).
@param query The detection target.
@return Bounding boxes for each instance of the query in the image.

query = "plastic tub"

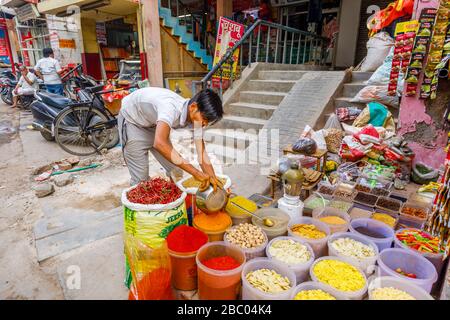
[332,182,357,202]
[288,217,330,258]
[193,212,232,242]
[376,248,438,293]
[168,249,198,291]
[226,195,258,226]
[241,258,296,300]
[313,207,350,234]
[290,281,349,300]
[349,218,394,252]
[349,204,374,221]
[196,241,246,300]
[310,256,368,300]
[177,174,231,194]
[224,225,268,261]
[394,228,445,276]
[398,202,429,229]
[368,276,434,300]
[328,199,353,213]
[375,196,402,214]
[371,210,399,229]
[353,191,379,207]
[316,182,336,200]
[327,232,379,276]
[252,208,290,241]
[303,193,330,216]
[266,236,315,284]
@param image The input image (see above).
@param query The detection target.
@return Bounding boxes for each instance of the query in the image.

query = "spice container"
[288,217,330,258]
[313,207,350,234]
[224,223,268,261]
[225,195,258,226]
[290,281,349,300]
[376,248,438,293]
[316,182,336,199]
[408,193,433,208]
[376,196,402,213]
[167,226,209,291]
[327,232,378,276]
[353,191,378,207]
[394,228,445,275]
[368,276,433,300]
[303,193,330,216]
[371,211,399,229]
[196,241,246,300]
[349,204,374,221]
[328,200,353,213]
[193,211,232,242]
[241,258,296,300]
[398,202,429,229]
[333,182,356,202]
[252,208,290,240]
[388,191,409,203]
[349,218,394,252]
[310,256,368,300]
[266,236,315,283]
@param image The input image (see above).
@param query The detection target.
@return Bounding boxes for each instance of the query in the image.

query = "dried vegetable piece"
[268,239,311,265]
[246,269,291,293]
[330,237,376,260]
[371,287,415,300]
[313,259,366,292]
[294,289,336,300]
[291,224,326,239]
[396,229,444,254]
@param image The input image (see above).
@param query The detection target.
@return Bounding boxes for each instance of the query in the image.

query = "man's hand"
[193,171,211,192]
[209,176,224,192]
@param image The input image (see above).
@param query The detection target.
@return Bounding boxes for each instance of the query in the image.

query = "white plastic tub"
[241,258,296,300]
[310,256,368,300]
[327,232,379,276]
[266,236,315,284]
[290,281,349,300]
[368,276,434,300]
[349,218,394,252]
[224,226,268,261]
[288,217,331,258]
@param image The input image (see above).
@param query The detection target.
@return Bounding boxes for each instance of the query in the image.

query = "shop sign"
[96,22,107,46]
[16,3,40,22]
[59,39,76,49]
[212,17,245,88]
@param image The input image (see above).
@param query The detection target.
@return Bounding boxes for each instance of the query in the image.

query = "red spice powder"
[167,225,208,253]
[202,256,241,270]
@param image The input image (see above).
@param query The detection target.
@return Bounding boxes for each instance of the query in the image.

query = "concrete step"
[342,82,366,98]
[258,70,306,81]
[351,71,373,82]
[204,129,258,150]
[245,79,296,92]
[226,102,277,120]
[206,144,246,164]
[217,115,267,130]
[334,97,366,109]
[239,91,286,105]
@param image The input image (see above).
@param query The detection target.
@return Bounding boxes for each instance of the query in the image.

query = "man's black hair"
[189,89,223,126]
[43,48,54,58]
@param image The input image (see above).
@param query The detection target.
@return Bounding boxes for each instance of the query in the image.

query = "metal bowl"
[195,186,228,214]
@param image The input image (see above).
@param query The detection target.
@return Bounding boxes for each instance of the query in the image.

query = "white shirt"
[18,72,38,90]
[34,57,62,85]
[120,87,189,129]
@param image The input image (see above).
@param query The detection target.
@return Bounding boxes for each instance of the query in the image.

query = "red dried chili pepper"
[127,178,182,205]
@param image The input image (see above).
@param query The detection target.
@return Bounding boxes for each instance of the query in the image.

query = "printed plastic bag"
[360,32,394,72]
[335,107,362,122]
[366,47,394,85]
[351,85,399,107]
[125,235,174,300]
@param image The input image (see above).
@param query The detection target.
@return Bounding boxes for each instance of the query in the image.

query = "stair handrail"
[193,19,329,97]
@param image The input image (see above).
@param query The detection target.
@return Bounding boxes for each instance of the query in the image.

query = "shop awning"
[0,5,16,18]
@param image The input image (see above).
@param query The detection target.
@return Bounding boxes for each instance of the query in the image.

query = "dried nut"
[246,269,291,293]
[225,223,266,249]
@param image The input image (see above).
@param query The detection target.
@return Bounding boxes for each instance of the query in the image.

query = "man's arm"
[153,121,208,182]
[55,60,64,76]
[194,136,223,191]
[22,73,35,86]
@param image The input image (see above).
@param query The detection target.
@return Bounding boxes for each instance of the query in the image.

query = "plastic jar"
[349,218,394,252]
[193,211,232,242]
[290,281,349,300]
[226,195,258,226]
[368,276,434,300]
[252,208,290,240]
[241,258,296,300]
[310,256,368,300]
[266,236,315,283]
[376,248,438,293]
[288,217,330,258]
[327,232,378,276]
[196,241,246,300]
[224,225,268,261]
[313,207,350,234]
[394,228,445,275]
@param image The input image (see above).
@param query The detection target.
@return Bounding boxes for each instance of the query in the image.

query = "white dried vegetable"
[331,237,376,260]
[268,239,311,265]
[246,269,291,293]
[225,223,266,249]
[371,287,415,300]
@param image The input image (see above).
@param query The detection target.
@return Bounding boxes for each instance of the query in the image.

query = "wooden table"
[283,146,328,173]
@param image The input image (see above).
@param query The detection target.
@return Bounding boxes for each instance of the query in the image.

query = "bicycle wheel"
[54,106,114,156]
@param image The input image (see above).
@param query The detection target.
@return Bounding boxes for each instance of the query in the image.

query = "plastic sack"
[366,47,394,85]
[354,125,381,145]
[335,107,362,122]
[411,163,439,185]
[125,235,174,300]
[360,32,394,72]
[324,128,344,154]
[122,185,188,249]
[292,137,317,155]
[351,85,399,107]
[323,114,342,131]
[302,125,327,150]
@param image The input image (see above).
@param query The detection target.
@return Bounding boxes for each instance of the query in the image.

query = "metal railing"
[160,0,213,55]
[192,19,329,97]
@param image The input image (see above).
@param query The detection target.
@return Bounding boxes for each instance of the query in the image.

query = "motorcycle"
[62,64,100,100]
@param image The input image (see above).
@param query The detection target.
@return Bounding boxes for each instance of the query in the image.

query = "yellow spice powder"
[319,216,347,225]
[313,259,366,292]
[372,213,396,228]
[291,224,326,239]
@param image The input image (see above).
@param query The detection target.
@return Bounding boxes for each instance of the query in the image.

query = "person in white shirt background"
[34,48,64,96]
[11,64,38,108]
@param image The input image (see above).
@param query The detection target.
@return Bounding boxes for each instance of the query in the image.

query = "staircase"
[159,3,213,70]
[333,71,373,109]
[205,68,307,163]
